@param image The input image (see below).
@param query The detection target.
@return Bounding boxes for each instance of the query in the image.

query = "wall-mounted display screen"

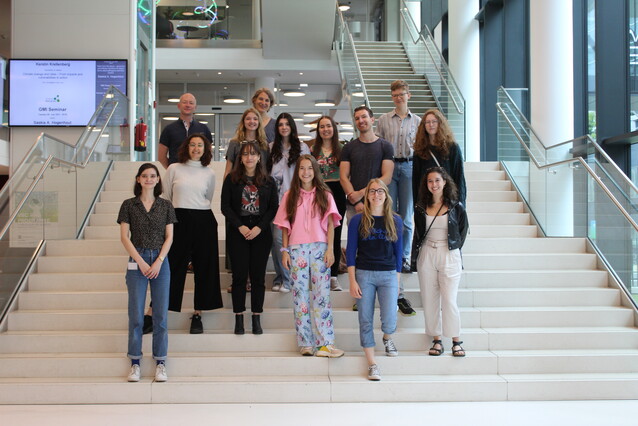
[9,59,127,127]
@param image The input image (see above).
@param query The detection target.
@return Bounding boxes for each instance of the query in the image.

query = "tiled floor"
[2,401,638,425]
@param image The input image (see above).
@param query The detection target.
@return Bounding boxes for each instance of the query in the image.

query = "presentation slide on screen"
[9,60,126,126]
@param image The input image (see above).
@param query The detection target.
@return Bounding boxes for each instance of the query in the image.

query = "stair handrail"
[335,7,370,110]
[0,88,123,242]
[399,0,464,114]
[497,86,638,196]
[496,95,638,233]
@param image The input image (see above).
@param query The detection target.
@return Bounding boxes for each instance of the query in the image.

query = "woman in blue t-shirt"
[346,178,403,382]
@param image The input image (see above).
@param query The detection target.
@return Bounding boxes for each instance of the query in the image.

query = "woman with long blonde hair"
[223,107,269,179]
[346,178,403,381]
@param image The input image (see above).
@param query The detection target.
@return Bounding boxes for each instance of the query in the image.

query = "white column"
[253,0,261,41]
[448,0,480,162]
[530,0,574,235]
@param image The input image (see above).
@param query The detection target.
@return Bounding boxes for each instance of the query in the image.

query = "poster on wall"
[8,59,127,127]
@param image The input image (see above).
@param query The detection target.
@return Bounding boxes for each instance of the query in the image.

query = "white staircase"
[354,41,437,117]
[1,161,638,404]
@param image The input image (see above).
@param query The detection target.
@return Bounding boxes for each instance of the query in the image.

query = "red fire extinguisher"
[134,118,147,152]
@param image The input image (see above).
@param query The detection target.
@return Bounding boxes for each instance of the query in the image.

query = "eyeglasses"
[425,120,439,125]
[391,92,408,98]
[368,188,386,195]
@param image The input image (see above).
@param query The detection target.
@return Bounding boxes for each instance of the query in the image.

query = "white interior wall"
[10,0,132,172]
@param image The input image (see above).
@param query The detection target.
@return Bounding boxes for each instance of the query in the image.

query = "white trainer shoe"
[154,363,168,382]
[127,364,141,382]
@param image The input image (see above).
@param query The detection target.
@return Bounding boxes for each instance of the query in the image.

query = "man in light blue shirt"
[376,80,421,316]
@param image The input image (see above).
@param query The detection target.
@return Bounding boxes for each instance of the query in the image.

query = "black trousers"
[168,208,223,312]
[327,181,346,277]
[227,215,272,313]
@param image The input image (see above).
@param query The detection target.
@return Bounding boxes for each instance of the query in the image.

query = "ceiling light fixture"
[303,113,322,118]
[352,91,364,97]
[338,4,351,12]
[314,100,336,107]
[283,89,306,97]
[168,98,180,103]
[276,102,288,107]
[223,95,245,104]
[163,116,179,121]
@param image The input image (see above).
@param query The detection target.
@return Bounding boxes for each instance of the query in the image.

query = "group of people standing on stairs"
[117,80,469,383]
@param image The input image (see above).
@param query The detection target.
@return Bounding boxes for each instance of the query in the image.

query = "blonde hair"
[232,108,268,151]
[359,179,398,242]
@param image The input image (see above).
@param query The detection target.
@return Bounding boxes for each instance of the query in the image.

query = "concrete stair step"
[463,237,586,253]
[462,270,608,288]
[462,253,598,270]
[467,225,538,238]
[466,180,512,191]
[0,329,491,353]
[467,213,530,225]
[466,191,518,202]
[466,201,524,213]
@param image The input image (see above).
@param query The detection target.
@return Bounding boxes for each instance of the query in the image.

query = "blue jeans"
[355,269,398,348]
[388,160,414,261]
[271,224,292,290]
[126,248,170,361]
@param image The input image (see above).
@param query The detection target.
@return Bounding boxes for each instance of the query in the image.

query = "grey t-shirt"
[340,137,394,191]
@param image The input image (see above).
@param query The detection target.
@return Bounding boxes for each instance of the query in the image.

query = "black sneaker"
[143,314,153,335]
[397,297,416,316]
[401,258,412,274]
[352,302,358,312]
[190,314,203,334]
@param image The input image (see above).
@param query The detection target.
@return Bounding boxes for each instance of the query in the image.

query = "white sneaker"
[127,364,141,382]
[368,364,381,381]
[154,363,168,382]
[330,277,343,291]
[316,345,345,358]
[279,286,291,294]
[271,283,281,292]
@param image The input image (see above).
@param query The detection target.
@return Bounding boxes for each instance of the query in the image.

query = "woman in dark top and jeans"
[312,115,346,291]
[118,163,177,382]
[221,141,279,335]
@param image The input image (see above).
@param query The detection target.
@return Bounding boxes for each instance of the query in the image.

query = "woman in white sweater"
[163,133,223,334]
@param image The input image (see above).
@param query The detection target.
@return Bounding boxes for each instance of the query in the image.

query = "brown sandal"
[452,341,466,357]
[428,339,444,356]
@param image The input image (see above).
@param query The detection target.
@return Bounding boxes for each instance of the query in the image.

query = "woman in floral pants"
[274,155,345,357]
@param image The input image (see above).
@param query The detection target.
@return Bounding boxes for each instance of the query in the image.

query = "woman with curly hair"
[411,167,468,358]
[412,109,466,205]
[268,112,311,293]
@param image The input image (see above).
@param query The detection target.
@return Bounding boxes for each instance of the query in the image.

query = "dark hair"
[311,116,342,163]
[269,112,302,171]
[414,109,456,160]
[354,105,374,118]
[230,140,268,187]
[177,133,213,166]
[418,166,458,208]
[285,155,331,224]
[134,163,163,198]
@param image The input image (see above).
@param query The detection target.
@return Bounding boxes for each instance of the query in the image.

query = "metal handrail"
[336,7,369,109]
[496,102,638,233]
[498,87,638,195]
[399,0,464,114]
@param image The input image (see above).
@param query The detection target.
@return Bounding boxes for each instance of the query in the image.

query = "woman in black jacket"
[412,167,468,358]
[221,141,279,335]
[412,109,466,206]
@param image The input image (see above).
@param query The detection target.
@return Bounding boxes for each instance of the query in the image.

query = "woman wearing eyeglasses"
[412,109,466,207]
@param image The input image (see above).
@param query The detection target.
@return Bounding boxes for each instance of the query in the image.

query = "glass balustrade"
[497,86,638,302]
[0,86,129,321]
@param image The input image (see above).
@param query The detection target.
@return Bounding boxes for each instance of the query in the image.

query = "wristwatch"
[280,247,289,253]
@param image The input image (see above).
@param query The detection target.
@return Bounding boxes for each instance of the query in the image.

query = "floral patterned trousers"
[290,242,335,347]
